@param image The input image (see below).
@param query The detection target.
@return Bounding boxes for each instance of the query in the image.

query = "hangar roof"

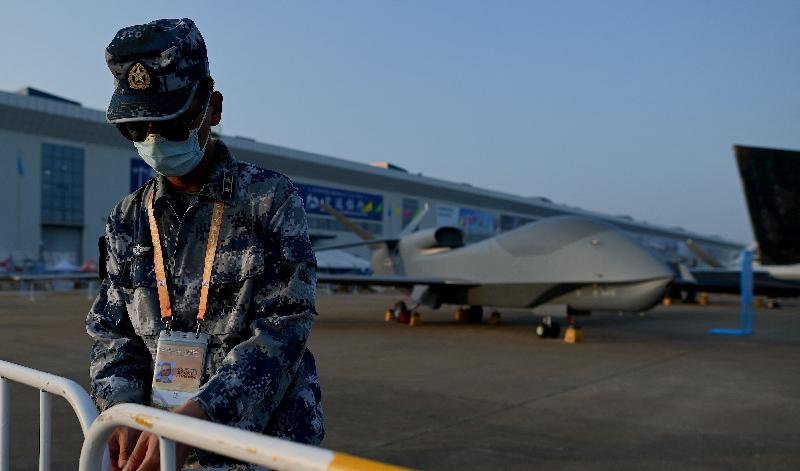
[0,88,742,250]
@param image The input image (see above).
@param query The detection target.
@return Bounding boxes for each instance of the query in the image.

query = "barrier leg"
[159,438,176,471]
[1,377,9,471]
[39,391,51,471]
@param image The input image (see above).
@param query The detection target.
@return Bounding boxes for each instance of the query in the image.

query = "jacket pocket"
[211,245,266,285]
[124,256,161,336]
[203,245,266,335]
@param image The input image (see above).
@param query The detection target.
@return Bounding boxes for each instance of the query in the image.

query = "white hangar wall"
[0,89,743,268]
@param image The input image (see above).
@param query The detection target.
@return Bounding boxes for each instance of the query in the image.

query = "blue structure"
[709,250,755,336]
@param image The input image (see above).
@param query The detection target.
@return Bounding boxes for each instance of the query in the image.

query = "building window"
[41,143,85,226]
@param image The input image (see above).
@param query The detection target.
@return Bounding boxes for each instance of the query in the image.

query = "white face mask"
[134,98,212,176]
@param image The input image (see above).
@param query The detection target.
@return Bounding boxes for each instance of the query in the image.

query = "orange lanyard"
[147,191,225,332]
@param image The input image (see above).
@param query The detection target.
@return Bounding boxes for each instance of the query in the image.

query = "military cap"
[105,18,210,123]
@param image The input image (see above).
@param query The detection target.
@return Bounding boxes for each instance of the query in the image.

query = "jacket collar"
[151,140,238,208]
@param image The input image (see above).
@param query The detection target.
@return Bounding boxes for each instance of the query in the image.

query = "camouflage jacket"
[86,142,324,464]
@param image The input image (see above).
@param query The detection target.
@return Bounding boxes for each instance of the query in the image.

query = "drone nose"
[602,231,675,283]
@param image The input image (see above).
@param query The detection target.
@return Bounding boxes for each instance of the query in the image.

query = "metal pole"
[748,262,755,331]
[39,391,51,471]
[159,438,176,471]
[16,152,23,262]
[1,377,9,471]
[740,250,754,334]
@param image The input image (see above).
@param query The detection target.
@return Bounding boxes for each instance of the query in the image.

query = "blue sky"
[2,0,798,243]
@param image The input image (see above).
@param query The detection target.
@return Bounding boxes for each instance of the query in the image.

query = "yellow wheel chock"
[564,326,584,344]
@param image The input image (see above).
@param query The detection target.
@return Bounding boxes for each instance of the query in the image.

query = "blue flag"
[16,154,24,176]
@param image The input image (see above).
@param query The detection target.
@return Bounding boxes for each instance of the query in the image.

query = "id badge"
[151,331,209,410]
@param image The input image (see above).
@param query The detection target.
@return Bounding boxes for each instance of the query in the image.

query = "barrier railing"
[3,273,99,301]
[0,359,100,471]
[0,360,410,471]
[80,403,409,471]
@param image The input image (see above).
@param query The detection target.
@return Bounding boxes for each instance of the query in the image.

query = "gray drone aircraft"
[316,203,674,337]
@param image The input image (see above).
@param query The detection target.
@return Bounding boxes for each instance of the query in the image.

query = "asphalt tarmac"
[0,290,798,470]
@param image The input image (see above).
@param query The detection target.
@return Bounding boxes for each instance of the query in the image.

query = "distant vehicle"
[316,203,674,336]
[670,145,800,304]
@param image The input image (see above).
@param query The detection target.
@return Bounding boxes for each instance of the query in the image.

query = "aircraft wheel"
[397,310,411,324]
[767,299,781,309]
[394,301,411,324]
[548,321,561,338]
[535,323,549,338]
[468,305,483,323]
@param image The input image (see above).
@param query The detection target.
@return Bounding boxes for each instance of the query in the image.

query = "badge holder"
[152,329,209,409]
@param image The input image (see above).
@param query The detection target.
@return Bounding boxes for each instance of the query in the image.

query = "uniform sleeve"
[193,179,317,430]
[86,213,152,411]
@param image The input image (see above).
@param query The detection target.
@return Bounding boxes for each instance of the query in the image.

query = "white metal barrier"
[0,359,100,471]
[3,273,99,301]
[80,403,409,471]
[0,360,409,471]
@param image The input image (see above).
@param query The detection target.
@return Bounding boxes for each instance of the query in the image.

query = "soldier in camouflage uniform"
[86,18,324,470]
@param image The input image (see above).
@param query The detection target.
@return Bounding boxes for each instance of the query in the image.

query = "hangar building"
[0,88,743,270]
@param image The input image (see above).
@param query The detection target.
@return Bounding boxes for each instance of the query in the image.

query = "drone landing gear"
[767,298,781,309]
[535,316,561,339]
[386,301,409,323]
[454,306,483,323]
[536,307,588,340]
[385,301,422,326]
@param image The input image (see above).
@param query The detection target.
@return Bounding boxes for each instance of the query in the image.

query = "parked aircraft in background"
[669,145,800,305]
[735,145,800,279]
[316,203,674,337]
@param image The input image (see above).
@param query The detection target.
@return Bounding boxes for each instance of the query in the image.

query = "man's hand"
[121,400,210,471]
[108,426,142,471]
